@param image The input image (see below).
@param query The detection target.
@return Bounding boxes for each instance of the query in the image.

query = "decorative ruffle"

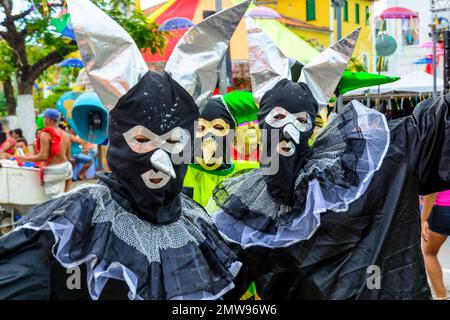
[213,100,390,248]
[16,184,241,300]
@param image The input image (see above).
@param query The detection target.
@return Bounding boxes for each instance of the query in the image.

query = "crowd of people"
[0,109,98,199]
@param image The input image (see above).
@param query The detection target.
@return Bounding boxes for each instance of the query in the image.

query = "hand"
[422,221,430,242]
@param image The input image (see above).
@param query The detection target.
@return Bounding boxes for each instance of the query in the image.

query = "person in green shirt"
[183,91,260,214]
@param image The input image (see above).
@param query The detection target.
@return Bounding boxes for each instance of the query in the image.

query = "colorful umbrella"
[144,0,318,64]
[51,9,75,40]
[419,40,433,48]
[56,91,82,130]
[414,57,433,65]
[58,58,84,68]
[144,0,399,98]
[380,7,418,20]
[158,17,194,31]
[247,6,281,20]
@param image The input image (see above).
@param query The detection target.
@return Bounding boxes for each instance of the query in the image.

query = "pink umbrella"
[380,7,418,19]
[419,40,433,48]
[247,6,281,20]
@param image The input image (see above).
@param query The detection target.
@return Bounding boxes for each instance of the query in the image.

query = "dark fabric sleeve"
[395,93,450,194]
[0,228,53,299]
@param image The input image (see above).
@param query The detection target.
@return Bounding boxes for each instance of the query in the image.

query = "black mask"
[107,71,198,224]
[259,79,318,204]
[194,97,235,171]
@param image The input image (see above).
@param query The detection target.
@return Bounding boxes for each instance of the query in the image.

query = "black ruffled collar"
[97,172,181,225]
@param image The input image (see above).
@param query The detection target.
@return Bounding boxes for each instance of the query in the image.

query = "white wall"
[373,0,443,78]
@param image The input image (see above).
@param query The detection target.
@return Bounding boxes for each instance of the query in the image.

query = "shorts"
[73,154,94,164]
[427,205,450,236]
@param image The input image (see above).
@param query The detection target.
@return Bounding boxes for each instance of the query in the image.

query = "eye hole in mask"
[166,137,179,144]
[196,119,230,138]
[213,123,225,130]
[124,125,189,155]
[273,113,287,120]
[135,135,151,143]
[265,107,313,133]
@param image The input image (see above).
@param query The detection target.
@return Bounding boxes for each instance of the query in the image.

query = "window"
[355,3,360,24]
[343,1,348,22]
[366,6,370,25]
[306,0,316,21]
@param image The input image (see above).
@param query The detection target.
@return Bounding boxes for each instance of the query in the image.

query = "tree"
[0,40,16,115]
[347,56,368,73]
[0,0,166,142]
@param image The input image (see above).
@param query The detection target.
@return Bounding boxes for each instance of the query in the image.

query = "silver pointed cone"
[246,18,290,105]
[165,0,251,112]
[67,0,148,111]
[299,28,361,110]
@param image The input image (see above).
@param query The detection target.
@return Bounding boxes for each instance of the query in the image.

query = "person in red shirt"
[16,108,72,197]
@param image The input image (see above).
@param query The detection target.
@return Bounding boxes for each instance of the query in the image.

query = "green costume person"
[183,91,260,214]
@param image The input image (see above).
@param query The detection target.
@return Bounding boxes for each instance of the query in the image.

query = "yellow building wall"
[290,28,330,48]
[262,0,332,48]
[262,0,377,72]
[333,0,376,72]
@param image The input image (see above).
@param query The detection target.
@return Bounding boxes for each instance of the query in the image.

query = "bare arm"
[17,133,51,162]
[421,193,438,242]
[70,134,83,144]
[66,135,71,161]
[421,193,438,225]
[0,140,12,154]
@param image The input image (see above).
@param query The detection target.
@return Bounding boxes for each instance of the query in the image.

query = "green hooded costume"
[183,91,260,214]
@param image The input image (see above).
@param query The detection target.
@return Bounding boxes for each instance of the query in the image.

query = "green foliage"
[106,6,167,54]
[348,56,368,72]
[0,0,167,116]
[35,84,71,113]
[0,41,15,81]
[0,94,7,116]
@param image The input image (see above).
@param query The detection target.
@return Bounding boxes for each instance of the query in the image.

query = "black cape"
[0,180,241,300]
[221,94,450,300]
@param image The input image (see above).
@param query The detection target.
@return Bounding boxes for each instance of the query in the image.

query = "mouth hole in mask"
[205,161,217,167]
[149,177,163,184]
[277,140,296,157]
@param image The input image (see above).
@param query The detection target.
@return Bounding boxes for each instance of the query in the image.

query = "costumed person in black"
[0,0,251,300]
[214,22,446,299]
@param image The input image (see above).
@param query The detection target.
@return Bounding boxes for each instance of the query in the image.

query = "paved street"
[438,239,450,297]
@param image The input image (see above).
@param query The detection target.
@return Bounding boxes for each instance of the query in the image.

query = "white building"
[373,0,445,78]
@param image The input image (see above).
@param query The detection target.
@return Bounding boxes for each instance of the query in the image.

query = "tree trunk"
[16,78,36,144]
[3,77,16,115]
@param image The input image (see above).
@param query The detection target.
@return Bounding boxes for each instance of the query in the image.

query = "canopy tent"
[344,71,443,96]
[143,0,400,95]
[144,0,248,62]
[143,0,318,64]
[337,72,400,95]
